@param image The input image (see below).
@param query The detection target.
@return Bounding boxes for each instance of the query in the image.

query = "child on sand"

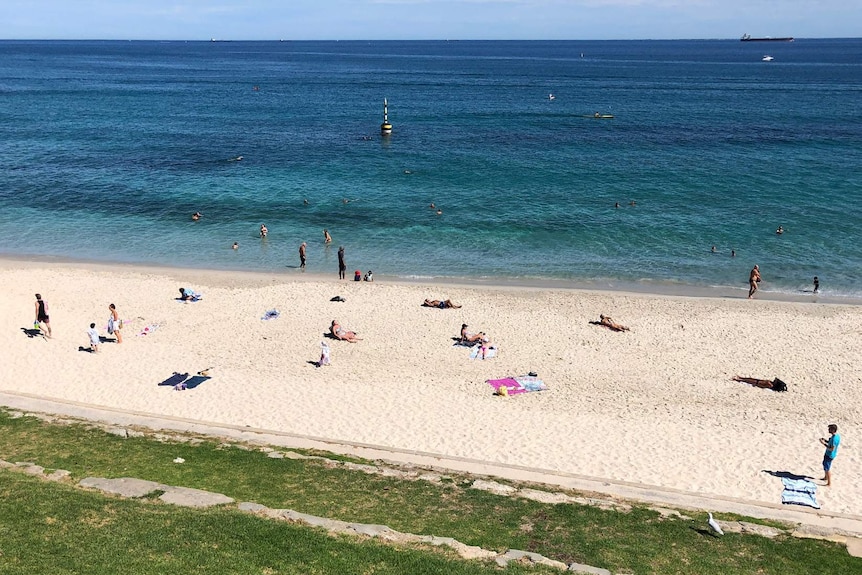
[86,323,100,352]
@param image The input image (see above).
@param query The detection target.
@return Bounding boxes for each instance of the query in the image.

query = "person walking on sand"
[323,229,332,244]
[748,265,761,299]
[34,293,52,338]
[819,424,840,486]
[299,242,307,270]
[337,246,346,280]
[108,303,122,343]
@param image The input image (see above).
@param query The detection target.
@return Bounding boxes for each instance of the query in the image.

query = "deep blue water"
[1,39,861,296]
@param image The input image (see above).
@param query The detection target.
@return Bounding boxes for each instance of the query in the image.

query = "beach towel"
[158,372,189,387]
[183,375,211,389]
[469,344,498,360]
[781,477,820,509]
[453,339,475,347]
[137,323,160,336]
[261,309,280,320]
[486,375,548,395]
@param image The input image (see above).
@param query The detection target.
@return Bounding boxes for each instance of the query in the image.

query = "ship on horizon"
[741,34,794,42]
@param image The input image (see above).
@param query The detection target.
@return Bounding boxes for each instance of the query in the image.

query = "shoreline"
[3,257,860,517]
[1,253,857,307]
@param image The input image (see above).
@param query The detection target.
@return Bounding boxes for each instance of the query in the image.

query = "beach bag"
[773,378,787,392]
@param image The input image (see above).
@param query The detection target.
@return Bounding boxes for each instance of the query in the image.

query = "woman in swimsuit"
[597,314,630,332]
[330,320,361,343]
[460,323,486,343]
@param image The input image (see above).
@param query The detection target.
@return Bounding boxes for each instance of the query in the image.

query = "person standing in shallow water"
[299,242,307,270]
[748,264,761,299]
[34,293,51,337]
[337,246,346,280]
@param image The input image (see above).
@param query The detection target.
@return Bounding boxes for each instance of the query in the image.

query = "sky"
[2,0,859,41]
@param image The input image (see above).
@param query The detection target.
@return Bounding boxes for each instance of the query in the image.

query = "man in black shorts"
[34,293,52,338]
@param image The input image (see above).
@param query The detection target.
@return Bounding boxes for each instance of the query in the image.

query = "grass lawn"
[0,409,858,574]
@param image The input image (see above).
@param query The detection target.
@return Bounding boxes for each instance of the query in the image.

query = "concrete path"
[3,389,862,541]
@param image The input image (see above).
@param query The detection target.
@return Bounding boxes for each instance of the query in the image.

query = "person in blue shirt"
[819,424,840,486]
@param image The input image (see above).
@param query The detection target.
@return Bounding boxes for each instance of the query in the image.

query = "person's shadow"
[762,470,812,480]
[21,327,45,339]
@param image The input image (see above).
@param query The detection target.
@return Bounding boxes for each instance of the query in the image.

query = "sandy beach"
[1,258,860,516]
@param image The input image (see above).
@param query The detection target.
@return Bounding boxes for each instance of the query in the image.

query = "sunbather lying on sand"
[460,323,487,343]
[733,376,787,392]
[423,298,461,309]
[591,314,630,332]
[330,319,361,343]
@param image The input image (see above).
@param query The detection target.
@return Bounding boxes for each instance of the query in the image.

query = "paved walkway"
[3,389,862,541]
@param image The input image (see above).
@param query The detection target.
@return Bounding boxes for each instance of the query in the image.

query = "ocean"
[1,39,861,297]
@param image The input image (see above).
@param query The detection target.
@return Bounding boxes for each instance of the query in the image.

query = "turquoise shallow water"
[1,39,861,296]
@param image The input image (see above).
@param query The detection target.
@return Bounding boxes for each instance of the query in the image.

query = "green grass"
[0,471,554,575]
[0,409,859,574]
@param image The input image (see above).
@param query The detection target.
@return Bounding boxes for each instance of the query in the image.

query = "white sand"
[1,259,859,515]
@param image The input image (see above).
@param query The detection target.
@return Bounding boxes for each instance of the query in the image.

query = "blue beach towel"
[158,372,189,386]
[781,477,820,509]
[183,375,211,389]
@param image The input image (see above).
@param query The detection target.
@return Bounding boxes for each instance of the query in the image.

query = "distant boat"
[741,34,794,42]
[582,113,614,119]
[762,55,774,62]
[548,93,556,101]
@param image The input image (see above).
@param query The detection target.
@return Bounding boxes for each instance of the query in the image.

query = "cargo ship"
[741,34,794,42]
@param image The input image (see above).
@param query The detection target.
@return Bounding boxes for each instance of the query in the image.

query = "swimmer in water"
[192,212,202,221]
[232,242,238,250]
[260,224,268,238]
[323,229,332,244]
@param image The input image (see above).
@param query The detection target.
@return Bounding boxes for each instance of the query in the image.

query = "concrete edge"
[3,389,862,538]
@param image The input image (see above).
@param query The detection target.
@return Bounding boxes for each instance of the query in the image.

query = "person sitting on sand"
[460,323,487,343]
[591,314,630,332]
[330,319,361,343]
[423,298,461,309]
[178,287,202,302]
[733,375,787,392]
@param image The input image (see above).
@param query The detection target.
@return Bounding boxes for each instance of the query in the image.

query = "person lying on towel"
[423,298,461,309]
[330,319,362,343]
[178,287,202,302]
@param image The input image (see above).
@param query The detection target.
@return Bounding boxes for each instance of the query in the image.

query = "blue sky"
[3,1,858,40]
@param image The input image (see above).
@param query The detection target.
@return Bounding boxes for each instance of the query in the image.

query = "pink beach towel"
[486,376,548,395]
